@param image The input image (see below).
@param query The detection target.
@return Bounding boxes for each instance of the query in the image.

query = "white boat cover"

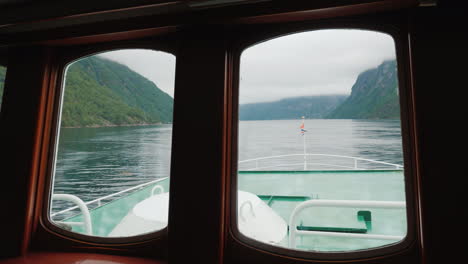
[237,190,287,244]
[110,190,287,243]
[109,193,169,237]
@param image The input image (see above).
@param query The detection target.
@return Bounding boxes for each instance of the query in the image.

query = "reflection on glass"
[237,30,407,252]
[0,66,6,109]
[50,49,175,237]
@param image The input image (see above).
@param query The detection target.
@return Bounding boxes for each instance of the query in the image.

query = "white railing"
[51,177,168,219]
[239,154,403,171]
[52,194,92,235]
[51,154,402,222]
[288,199,406,248]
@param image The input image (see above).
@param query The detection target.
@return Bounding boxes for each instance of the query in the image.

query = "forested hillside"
[3,59,399,123]
[240,95,347,120]
[327,60,399,119]
[61,56,173,127]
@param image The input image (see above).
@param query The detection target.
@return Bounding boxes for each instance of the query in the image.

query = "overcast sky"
[240,29,396,104]
[99,29,395,104]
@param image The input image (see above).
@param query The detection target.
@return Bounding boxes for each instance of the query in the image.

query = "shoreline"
[62,122,171,129]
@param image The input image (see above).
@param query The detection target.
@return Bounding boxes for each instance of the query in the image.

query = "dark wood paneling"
[2,2,466,264]
[168,27,227,264]
[0,46,49,258]
[409,5,467,264]
[0,0,417,47]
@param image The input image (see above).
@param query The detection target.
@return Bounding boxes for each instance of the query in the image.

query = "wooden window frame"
[223,15,422,263]
[0,1,423,264]
[30,33,179,258]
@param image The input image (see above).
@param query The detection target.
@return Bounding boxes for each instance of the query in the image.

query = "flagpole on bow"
[301,116,307,170]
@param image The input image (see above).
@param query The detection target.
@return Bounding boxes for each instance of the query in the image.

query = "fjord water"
[52,119,403,213]
[52,125,173,213]
[238,119,403,164]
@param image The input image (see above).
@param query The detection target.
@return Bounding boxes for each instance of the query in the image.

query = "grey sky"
[99,49,176,98]
[240,29,396,103]
[98,29,395,104]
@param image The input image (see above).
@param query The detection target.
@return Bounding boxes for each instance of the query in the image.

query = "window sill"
[0,252,166,264]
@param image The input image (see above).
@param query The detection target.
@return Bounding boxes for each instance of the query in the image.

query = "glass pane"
[0,66,6,108]
[50,49,175,238]
[237,30,406,252]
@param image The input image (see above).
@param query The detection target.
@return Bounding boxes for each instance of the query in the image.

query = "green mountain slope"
[61,56,173,127]
[240,95,347,120]
[327,60,399,119]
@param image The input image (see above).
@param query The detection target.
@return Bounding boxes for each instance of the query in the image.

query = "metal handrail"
[288,199,406,248]
[239,153,403,170]
[52,154,401,220]
[244,162,360,171]
[52,194,92,235]
[51,177,168,218]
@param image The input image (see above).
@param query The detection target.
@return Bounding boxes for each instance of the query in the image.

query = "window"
[49,49,175,238]
[236,29,408,254]
[0,65,6,108]
[0,0,430,262]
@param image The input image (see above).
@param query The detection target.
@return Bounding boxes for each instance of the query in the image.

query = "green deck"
[64,178,170,236]
[238,170,407,251]
[61,170,406,252]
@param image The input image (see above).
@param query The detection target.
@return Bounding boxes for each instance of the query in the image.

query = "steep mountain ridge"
[78,57,173,123]
[61,56,173,127]
[3,59,398,123]
[239,60,399,120]
[327,60,399,119]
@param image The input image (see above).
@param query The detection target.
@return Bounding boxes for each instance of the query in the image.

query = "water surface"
[52,119,403,212]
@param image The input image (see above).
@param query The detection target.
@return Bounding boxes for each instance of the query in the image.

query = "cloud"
[240,29,396,103]
[95,29,395,104]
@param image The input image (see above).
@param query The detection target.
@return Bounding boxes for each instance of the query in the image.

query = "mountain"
[327,60,399,119]
[60,56,173,127]
[239,95,347,120]
[3,59,399,123]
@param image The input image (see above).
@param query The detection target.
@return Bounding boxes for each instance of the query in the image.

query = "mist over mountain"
[240,95,347,120]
